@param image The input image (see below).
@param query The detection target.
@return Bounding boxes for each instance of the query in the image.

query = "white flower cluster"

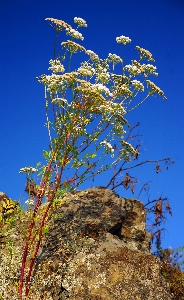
[131,80,144,92]
[61,40,86,53]
[52,97,69,106]
[135,46,155,62]
[116,35,132,45]
[93,83,112,96]
[107,102,126,115]
[142,64,158,76]
[74,17,87,27]
[25,198,34,205]
[124,64,141,76]
[124,63,158,77]
[66,28,84,40]
[146,80,166,98]
[48,59,65,73]
[19,166,37,174]
[78,62,95,77]
[45,18,72,32]
[100,140,114,157]
[120,140,136,154]
[108,53,123,64]
[96,65,110,84]
[86,50,100,62]
[41,74,63,92]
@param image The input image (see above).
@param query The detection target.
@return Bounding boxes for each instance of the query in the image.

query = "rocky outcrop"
[30,187,173,299]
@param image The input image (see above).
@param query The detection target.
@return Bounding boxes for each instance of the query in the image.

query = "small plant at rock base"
[18,16,167,299]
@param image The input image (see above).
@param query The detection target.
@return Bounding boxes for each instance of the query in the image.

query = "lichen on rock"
[32,187,173,299]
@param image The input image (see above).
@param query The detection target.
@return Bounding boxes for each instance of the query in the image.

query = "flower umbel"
[100,140,114,157]
[131,80,144,92]
[45,18,72,32]
[124,64,141,76]
[78,62,95,77]
[116,35,132,45]
[62,40,86,53]
[66,28,84,40]
[108,53,123,65]
[25,198,34,206]
[146,80,167,99]
[19,166,37,175]
[74,17,87,27]
[48,59,65,73]
[136,46,155,62]
[93,83,112,96]
[86,50,100,62]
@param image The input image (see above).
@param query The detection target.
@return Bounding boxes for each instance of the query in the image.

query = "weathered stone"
[29,187,173,299]
[59,233,172,300]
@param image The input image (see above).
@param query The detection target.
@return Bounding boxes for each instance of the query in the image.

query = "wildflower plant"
[19,16,167,298]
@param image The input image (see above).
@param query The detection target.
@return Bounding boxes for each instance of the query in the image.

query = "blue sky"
[0,0,184,252]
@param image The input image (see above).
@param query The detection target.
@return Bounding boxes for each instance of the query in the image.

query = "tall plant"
[19,17,166,298]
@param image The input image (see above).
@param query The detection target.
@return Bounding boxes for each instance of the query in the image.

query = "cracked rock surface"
[31,188,173,299]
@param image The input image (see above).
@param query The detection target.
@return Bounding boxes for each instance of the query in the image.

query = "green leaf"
[42,225,49,234]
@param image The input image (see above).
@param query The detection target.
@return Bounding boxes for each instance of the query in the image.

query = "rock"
[0,191,19,223]
[29,187,173,299]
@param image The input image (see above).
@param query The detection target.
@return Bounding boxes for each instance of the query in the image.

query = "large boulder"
[30,187,173,299]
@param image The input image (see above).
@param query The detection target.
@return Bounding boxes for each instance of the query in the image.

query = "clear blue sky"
[0,0,184,252]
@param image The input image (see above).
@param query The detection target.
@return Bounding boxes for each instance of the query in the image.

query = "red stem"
[19,162,53,298]
[25,173,63,296]
[25,200,52,296]
[22,138,70,297]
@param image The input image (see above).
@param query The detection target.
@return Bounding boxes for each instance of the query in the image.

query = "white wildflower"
[25,198,34,205]
[52,97,69,105]
[74,17,87,27]
[38,74,66,93]
[108,53,123,64]
[19,166,37,174]
[116,35,132,45]
[86,50,100,62]
[48,59,65,73]
[100,140,114,157]
[124,64,141,76]
[108,102,126,115]
[120,140,136,154]
[86,50,96,56]
[45,18,72,32]
[78,62,95,77]
[66,28,84,40]
[143,64,158,76]
[93,83,112,96]
[97,72,110,84]
[131,80,144,92]
[61,40,86,53]
[95,65,110,84]
[146,80,166,98]
[46,74,61,92]
[135,46,155,62]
